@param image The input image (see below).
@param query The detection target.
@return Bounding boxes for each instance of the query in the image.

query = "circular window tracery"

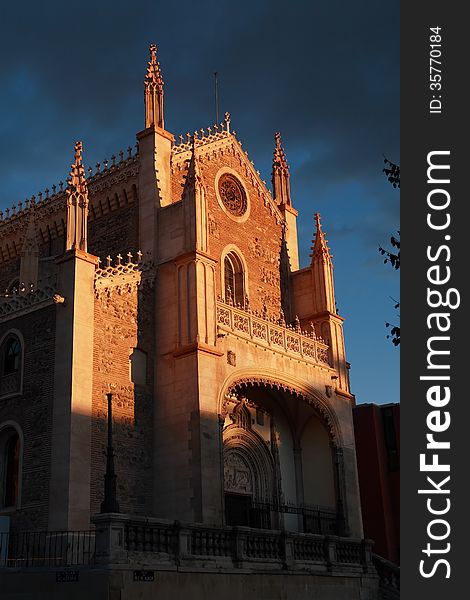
[218,173,247,217]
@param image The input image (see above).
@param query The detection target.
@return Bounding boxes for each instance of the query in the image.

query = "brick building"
[353,403,400,564]
[0,45,397,599]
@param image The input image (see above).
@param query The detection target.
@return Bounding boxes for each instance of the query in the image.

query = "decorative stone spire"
[310,212,332,264]
[310,213,336,314]
[66,141,89,252]
[144,43,164,129]
[272,132,291,207]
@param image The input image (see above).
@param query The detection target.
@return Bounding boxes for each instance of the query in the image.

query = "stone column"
[48,249,98,530]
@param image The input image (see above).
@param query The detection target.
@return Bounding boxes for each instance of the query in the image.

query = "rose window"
[218,174,247,217]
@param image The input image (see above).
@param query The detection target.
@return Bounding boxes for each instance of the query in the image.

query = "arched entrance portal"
[221,382,344,534]
[223,398,278,528]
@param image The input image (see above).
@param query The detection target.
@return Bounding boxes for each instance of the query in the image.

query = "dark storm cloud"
[0,0,398,205]
[0,1,399,406]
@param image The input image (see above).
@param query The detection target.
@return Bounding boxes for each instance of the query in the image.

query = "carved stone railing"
[216,300,331,367]
[0,145,139,232]
[86,146,139,194]
[173,120,232,156]
[0,187,66,229]
[92,513,374,576]
[0,286,60,322]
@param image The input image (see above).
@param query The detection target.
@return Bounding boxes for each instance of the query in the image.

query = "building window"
[0,333,23,397]
[218,173,247,217]
[224,252,245,306]
[0,426,21,510]
[3,338,21,375]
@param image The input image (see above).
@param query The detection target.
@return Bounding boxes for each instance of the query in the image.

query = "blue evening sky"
[0,1,399,405]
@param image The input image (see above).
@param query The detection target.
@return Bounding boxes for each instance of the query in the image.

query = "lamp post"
[100,392,120,513]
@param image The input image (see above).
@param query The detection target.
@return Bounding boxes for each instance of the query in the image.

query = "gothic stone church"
[0,46,385,599]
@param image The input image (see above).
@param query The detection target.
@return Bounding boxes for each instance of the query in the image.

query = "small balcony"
[216,299,331,367]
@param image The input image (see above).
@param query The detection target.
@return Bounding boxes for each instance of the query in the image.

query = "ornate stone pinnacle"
[273,132,289,170]
[74,141,83,165]
[314,212,321,230]
[224,111,231,133]
[144,41,164,128]
[69,141,87,193]
[310,212,332,263]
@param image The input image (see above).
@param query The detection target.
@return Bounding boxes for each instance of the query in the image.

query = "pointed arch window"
[224,252,245,306]
[4,338,21,376]
[0,333,23,397]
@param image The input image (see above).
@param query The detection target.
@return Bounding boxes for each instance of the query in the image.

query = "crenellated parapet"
[0,142,141,269]
[94,251,155,299]
[173,113,233,156]
[0,188,67,267]
[86,144,139,194]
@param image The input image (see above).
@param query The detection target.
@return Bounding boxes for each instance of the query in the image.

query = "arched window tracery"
[223,251,245,306]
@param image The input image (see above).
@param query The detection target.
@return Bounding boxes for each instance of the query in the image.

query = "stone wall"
[0,257,20,292]
[0,568,380,600]
[0,305,56,529]
[88,202,139,262]
[91,279,155,517]
[201,151,286,315]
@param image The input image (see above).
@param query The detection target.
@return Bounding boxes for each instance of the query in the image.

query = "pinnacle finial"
[66,141,89,252]
[74,141,83,165]
[224,111,231,133]
[314,212,321,230]
[310,212,331,264]
[69,141,87,191]
[272,131,291,206]
[144,42,164,128]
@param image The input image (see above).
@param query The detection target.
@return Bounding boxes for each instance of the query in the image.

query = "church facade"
[0,45,391,599]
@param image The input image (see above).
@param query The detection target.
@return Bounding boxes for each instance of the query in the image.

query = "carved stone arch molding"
[218,369,343,446]
[223,427,276,503]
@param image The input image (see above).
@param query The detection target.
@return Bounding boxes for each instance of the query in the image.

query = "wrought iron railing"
[0,530,95,568]
[248,501,339,535]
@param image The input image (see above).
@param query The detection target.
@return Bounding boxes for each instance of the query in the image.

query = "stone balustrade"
[92,513,374,576]
[216,300,331,367]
